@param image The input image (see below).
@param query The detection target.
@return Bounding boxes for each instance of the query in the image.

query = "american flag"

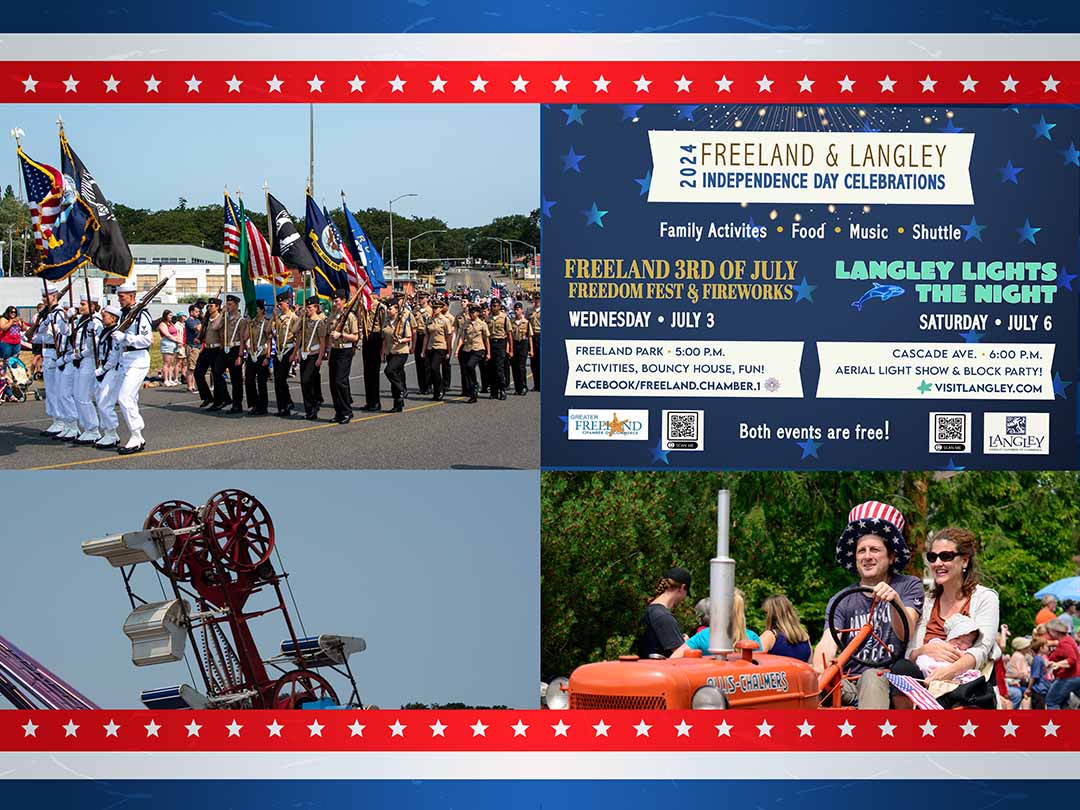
[243,218,287,284]
[329,216,372,310]
[19,150,63,254]
[490,282,502,299]
[886,673,943,710]
[223,193,241,258]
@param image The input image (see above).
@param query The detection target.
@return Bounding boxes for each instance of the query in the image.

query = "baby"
[916,614,983,683]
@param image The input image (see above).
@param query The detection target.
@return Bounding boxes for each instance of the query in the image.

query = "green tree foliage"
[540,471,1080,679]
[0,186,32,274]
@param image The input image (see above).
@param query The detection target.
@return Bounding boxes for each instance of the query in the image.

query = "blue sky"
[0,470,539,709]
[1,104,538,227]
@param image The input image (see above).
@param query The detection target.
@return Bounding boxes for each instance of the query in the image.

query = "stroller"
[0,355,32,403]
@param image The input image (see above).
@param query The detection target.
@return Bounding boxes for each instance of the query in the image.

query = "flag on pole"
[342,201,386,291]
[267,192,315,272]
[18,147,93,281]
[325,208,372,310]
[304,194,350,300]
[236,197,259,317]
[223,193,242,258]
[885,674,943,710]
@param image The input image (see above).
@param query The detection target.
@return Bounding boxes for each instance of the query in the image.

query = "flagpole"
[223,184,231,305]
[308,104,315,198]
[263,180,277,302]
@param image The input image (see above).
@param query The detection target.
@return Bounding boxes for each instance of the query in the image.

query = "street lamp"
[505,239,538,279]
[388,192,418,287]
[408,229,447,278]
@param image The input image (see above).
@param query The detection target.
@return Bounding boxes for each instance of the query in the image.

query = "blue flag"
[342,201,386,291]
[304,194,350,300]
[19,147,94,281]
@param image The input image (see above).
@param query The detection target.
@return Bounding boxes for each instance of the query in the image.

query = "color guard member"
[382,297,412,413]
[456,304,490,404]
[218,293,247,414]
[271,290,299,417]
[327,288,360,424]
[298,296,327,420]
[245,299,272,415]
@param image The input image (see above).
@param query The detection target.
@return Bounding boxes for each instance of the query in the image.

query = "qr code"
[667,412,699,440]
[929,412,970,454]
[1006,416,1027,435]
[936,415,965,442]
[663,409,705,451]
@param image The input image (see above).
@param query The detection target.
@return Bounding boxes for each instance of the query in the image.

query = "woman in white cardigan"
[907,526,1000,682]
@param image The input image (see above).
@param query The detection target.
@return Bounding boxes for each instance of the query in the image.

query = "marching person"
[412,291,433,395]
[510,302,532,396]
[453,302,470,395]
[218,293,247,414]
[195,296,226,408]
[93,303,123,449]
[271,291,299,417]
[54,299,80,440]
[113,281,153,454]
[360,295,387,412]
[73,294,104,445]
[423,297,454,401]
[528,293,541,391]
[478,301,491,394]
[487,298,512,400]
[34,283,66,436]
[297,296,328,420]
[244,299,272,415]
[183,301,203,393]
[382,296,412,413]
[456,304,490,404]
[327,288,360,424]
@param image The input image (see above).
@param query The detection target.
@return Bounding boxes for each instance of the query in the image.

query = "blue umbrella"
[1035,577,1080,601]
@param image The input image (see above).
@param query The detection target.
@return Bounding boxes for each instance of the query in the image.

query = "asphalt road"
[0,357,539,470]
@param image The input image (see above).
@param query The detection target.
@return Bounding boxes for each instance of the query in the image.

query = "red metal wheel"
[144,500,195,531]
[145,500,213,583]
[269,669,339,709]
[200,489,275,572]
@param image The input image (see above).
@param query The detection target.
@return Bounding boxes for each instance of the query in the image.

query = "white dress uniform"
[34,284,65,435]
[111,283,152,453]
[73,299,104,444]
[54,306,80,440]
[93,304,124,449]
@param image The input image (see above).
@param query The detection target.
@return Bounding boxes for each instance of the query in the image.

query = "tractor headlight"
[691,685,728,710]
[545,676,570,710]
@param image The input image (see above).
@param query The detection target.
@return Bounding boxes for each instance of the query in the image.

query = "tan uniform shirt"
[328,311,359,349]
[363,302,387,339]
[272,310,299,354]
[461,318,490,352]
[528,308,541,336]
[511,317,531,341]
[382,316,412,355]
[426,312,455,351]
[246,316,272,360]
[299,313,327,359]
[224,312,247,350]
[203,313,224,348]
[414,304,433,338]
[488,311,511,341]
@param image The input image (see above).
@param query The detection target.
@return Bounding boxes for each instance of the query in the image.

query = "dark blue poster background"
[541,104,1080,471]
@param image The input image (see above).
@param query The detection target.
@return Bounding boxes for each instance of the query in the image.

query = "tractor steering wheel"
[826,585,911,670]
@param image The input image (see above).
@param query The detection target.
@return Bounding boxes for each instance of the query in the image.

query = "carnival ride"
[0,633,99,710]
[79,488,366,710]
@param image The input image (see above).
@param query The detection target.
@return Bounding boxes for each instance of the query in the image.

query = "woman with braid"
[636,567,691,658]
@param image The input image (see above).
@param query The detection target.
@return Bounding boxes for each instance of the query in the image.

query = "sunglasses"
[926,551,962,563]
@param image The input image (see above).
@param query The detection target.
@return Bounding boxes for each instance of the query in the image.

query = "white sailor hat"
[116,281,137,294]
[80,293,99,304]
[45,283,60,295]
[103,303,122,318]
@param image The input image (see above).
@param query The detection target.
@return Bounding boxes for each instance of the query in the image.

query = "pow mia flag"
[266,192,315,272]
[59,128,133,278]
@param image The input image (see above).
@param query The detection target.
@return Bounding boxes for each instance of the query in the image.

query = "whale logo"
[852,282,905,311]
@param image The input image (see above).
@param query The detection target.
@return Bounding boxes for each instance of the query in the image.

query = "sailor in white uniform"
[34,283,65,436]
[73,294,104,445]
[93,303,123,449]
[113,281,152,454]
[54,301,80,441]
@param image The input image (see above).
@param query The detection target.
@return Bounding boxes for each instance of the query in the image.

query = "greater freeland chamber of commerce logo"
[983,412,1049,455]
[567,410,649,441]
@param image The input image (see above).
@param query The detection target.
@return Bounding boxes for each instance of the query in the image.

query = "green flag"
[236,197,258,318]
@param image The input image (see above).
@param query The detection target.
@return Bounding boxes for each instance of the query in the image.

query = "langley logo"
[983,412,1049,455]
[567,409,649,441]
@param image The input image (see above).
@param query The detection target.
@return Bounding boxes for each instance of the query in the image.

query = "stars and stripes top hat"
[835,500,909,574]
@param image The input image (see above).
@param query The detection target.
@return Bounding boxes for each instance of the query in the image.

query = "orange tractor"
[545,491,910,711]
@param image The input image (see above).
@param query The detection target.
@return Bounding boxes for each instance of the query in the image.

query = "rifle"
[333,287,365,337]
[117,276,170,332]
[23,278,74,340]
[198,286,224,344]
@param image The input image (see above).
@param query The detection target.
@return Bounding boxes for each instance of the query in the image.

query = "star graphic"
[797,438,822,459]
[675,720,693,737]
[552,75,570,93]
[920,75,937,93]
[63,75,80,93]
[562,104,586,125]
[878,720,896,737]
[348,75,366,93]
[104,719,121,737]
[794,276,817,303]
[920,720,937,737]
[1053,372,1071,398]
[650,436,670,465]
[266,75,284,93]
[998,160,1023,184]
[959,329,983,343]
[1061,143,1080,166]
[542,198,557,219]
[389,719,407,737]
[635,170,652,197]
[593,75,610,93]
[226,75,243,93]
[185,75,202,93]
[838,720,856,737]
[511,75,529,93]
[607,413,627,436]
[389,75,406,93]
[144,719,161,737]
[634,75,652,93]
[960,720,978,737]
[63,720,79,737]
[1001,75,1019,92]
[756,719,773,737]
[940,120,964,134]
[878,75,896,93]
[266,720,283,738]
[22,75,38,93]
[104,75,120,93]
[22,719,38,737]
[797,74,815,93]
[1001,720,1019,737]
[676,105,700,122]
[429,720,448,737]
[582,202,608,228]
[797,720,815,737]
[592,719,611,737]
[756,75,773,93]
[715,75,733,93]
[837,75,855,93]
[429,75,447,93]
[620,104,644,121]
[960,75,978,93]
[308,75,324,93]
[917,380,932,394]
[348,720,366,737]
[144,75,161,93]
[944,458,966,472]
[1043,720,1060,737]
[960,217,986,241]
[1057,267,1077,291]
[308,720,325,737]
[552,720,570,737]
[715,720,734,737]
[471,75,488,93]
[1016,218,1041,245]
[1044,75,1060,92]
[1033,114,1056,140]
[511,719,529,737]
[471,720,489,737]
[674,75,693,93]
[561,146,586,173]
[226,719,243,737]
[633,719,652,737]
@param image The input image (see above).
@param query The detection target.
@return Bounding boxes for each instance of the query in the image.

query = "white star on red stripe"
[104,720,120,738]
[144,75,161,93]
[1043,75,1060,92]
[226,719,243,737]
[429,75,447,93]
[470,720,488,737]
[511,75,529,93]
[348,75,365,93]
[185,720,201,737]
[552,75,570,93]
[592,719,610,737]
[674,720,692,737]
[63,720,79,737]
[511,719,529,737]
[633,719,652,737]
[104,75,120,93]
[186,75,201,93]
[715,75,732,92]
[878,75,896,92]
[348,720,366,737]
[756,75,773,93]
[675,75,692,93]
[920,75,937,93]
[308,719,324,737]
[756,719,773,737]
[593,75,610,93]
[226,75,243,93]
[22,720,38,737]
[797,75,815,93]
[838,75,855,93]
[63,75,79,93]
[634,75,651,93]
[389,75,406,93]
[389,719,407,736]
[429,720,447,737]
[470,75,488,93]
[22,75,38,93]
[267,75,283,93]
[960,75,978,92]
[551,720,570,737]
[838,720,855,737]
[797,719,814,737]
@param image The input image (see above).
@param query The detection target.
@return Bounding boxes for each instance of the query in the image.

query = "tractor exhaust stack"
[708,489,735,655]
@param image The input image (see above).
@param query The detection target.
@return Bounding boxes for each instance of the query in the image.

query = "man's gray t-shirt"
[823,574,924,674]
[638,604,684,658]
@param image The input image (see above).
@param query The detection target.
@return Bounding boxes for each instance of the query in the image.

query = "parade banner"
[541,104,1080,470]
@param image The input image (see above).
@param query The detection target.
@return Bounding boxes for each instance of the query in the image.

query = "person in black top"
[637,567,691,658]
